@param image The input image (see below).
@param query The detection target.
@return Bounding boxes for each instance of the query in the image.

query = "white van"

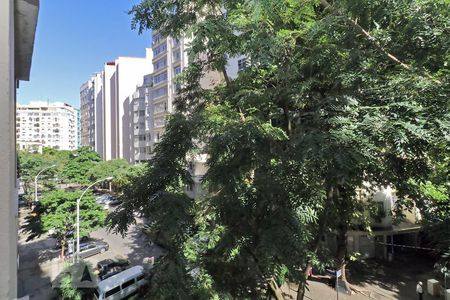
[94,265,148,300]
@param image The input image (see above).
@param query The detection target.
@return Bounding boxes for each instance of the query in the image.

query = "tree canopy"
[109,0,449,298]
[23,190,107,258]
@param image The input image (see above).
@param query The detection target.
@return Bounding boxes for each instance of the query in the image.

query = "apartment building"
[328,186,422,262]
[16,101,78,152]
[148,33,190,147]
[131,74,153,163]
[80,73,103,155]
[0,0,39,298]
[80,78,95,148]
[80,49,153,162]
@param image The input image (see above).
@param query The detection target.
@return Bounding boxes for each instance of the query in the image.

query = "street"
[17,208,163,300]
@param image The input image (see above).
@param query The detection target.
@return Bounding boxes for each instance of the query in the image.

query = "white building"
[0,0,39,298]
[80,72,103,155]
[16,101,79,152]
[81,49,153,162]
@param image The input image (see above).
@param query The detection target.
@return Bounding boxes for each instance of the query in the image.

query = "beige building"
[131,74,153,163]
[0,0,39,298]
[344,186,422,261]
[16,101,78,152]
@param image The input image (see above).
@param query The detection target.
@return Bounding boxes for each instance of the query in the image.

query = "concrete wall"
[102,64,115,160]
[114,53,152,162]
[93,72,104,158]
[0,0,18,298]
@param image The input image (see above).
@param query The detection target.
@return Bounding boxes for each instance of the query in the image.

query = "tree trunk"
[296,185,335,300]
[60,242,65,261]
[336,225,359,294]
[296,265,312,300]
[269,277,286,300]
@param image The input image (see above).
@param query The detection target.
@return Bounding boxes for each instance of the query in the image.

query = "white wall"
[102,64,116,160]
[93,72,104,157]
[0,0,17,298]
[114,54,152,162]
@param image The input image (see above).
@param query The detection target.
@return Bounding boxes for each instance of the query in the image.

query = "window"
[153,72,167,85]
[153,86,167,98]
[238,58,248,71]
[138,135,146,141]
[137,274,145,281]
[154,103,166,114]
[173,38,180,46]
[122,279,135,289]
[153,43,167,57]
[154,117,165,128]
[153,58,167,70]
[174,66,182,75]
[374,202,385,222]
[152,32,163,45]
[143,75,153,85]
[139,110,145,116]
[173,50,181,61]
[105,286,121,298]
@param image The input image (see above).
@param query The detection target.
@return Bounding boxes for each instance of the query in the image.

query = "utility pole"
[34,164,56,202]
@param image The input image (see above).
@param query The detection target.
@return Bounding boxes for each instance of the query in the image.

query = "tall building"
[80,78,95,148]
[129,33,194,163]
[148,33,190,147]
[80,49,153,162]
[80,72,103,154]
[16,101,79,152]
[0,0,39,298]
[131,74,153,163]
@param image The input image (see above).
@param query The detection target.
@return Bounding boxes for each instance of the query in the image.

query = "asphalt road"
[18,209,163,300]
[85,218,165,267]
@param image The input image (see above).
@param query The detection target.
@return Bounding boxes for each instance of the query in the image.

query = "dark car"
[66,241,109,259]
[97,258,130,280]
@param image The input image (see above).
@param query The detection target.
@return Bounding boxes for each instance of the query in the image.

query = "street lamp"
[76,176,113,262]
[34,164,56,202]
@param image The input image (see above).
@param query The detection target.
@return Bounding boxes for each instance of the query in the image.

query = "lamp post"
[76,176,113,262]
[34,164,56,202]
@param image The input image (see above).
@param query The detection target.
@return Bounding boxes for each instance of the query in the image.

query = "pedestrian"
[416,281,424,300]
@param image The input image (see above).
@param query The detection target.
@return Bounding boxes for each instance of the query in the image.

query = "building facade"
[80,49,153,162]
[131,74,153,163]
[16,101,78,152]
[80,79,95,148]
[80,72,103,155]
[0,0,39,298]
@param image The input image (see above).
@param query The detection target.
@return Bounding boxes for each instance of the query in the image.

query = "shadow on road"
[347,253,437,300]
[18,236,60,299]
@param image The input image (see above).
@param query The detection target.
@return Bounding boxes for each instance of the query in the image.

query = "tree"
[110,0,449,298]
[61,147,101,184]
[86,159,130,190]
[18,150,58,202]
[23,190,107,259]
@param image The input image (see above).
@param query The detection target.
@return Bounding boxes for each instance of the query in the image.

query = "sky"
[17,0,151,108]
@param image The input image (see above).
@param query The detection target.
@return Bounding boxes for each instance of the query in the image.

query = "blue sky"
[17,0,151,108]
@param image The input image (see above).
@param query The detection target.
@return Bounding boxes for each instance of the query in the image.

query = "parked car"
[108,198,122,207]
[66,241,109,259]
[55,236,90,249]
[96,194,113,204]
[97,258,130,280]
[94,266,148,300]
